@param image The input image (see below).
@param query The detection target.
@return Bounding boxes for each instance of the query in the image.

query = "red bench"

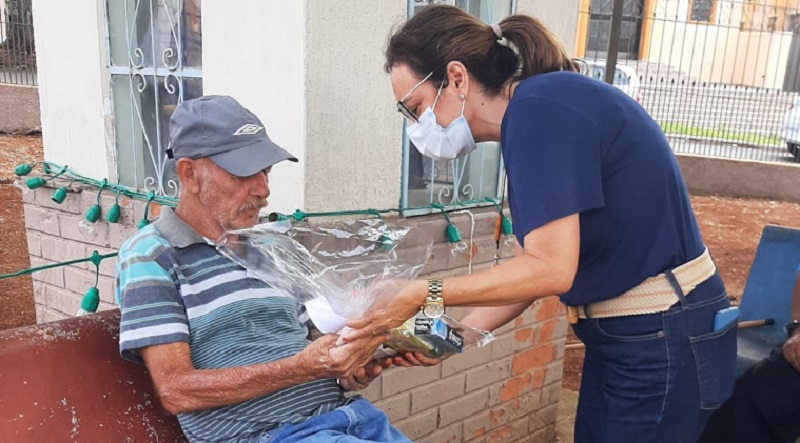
[0,309,186,442]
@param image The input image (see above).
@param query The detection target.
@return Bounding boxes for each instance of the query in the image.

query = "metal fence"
[576,0,800,164]
[0,0,36,86]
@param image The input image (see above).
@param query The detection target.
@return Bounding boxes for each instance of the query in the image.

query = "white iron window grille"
[402,0,515,214]
[105,0,202,196]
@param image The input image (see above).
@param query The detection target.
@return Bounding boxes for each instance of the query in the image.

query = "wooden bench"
[0,309,186,442]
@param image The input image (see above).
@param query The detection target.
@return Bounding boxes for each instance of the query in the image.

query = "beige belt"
[566,247,716,324]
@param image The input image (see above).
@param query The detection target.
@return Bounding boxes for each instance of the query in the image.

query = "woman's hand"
[391,351,444,368]
[344,280,428,341]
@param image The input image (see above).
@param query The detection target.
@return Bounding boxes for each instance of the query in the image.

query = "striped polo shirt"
[116,207,346,443]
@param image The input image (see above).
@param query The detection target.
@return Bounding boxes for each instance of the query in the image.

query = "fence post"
[604,0,624,85]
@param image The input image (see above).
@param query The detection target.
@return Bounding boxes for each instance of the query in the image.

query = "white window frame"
[104,0,203,196]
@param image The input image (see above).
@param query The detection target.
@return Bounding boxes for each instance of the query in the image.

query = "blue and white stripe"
[117,216,344,443]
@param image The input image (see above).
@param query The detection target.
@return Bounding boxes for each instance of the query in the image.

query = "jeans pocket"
[689,320,737,409]
[591,313,665,342]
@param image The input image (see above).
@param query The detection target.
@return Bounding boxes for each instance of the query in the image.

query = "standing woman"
[347,5,735,442]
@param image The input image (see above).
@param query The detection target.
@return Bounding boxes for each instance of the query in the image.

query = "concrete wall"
[677,153,800,202]
[0,84,40,133]
[517,0,580,54]
[304,0,406,213]
[201,1,308,214]
[21,182,567,443]
[30,0,113,179]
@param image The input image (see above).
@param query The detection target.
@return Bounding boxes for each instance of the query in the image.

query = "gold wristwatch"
[422,279,445,318]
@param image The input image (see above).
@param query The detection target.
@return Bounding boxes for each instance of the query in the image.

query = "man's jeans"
[571,273,737,443]
[249,399,410,443]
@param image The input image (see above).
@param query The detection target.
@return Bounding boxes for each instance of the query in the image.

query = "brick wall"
[22,183,567,443]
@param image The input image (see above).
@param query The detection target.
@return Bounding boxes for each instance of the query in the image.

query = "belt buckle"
[567,305,580,324]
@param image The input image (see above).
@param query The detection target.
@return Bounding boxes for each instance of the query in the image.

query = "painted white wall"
[0,0,6,44]
[31,0,112,178]
[304,0,407,213]
[201,0,307,215]
[517,0,581,53]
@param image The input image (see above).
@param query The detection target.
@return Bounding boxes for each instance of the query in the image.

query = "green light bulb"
[105,203,121,223]
[15,164,33,176]
[26,177,45,190]
[446,224,463,243]
[52,186,68,204]
[380,233,394,251]
[80,287,100,313]
[268,212,289,222]
[501,215,513,236]
[84,204,101,223]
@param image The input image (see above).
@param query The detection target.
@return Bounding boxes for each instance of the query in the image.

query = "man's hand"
[338,358,393,391]
[784,329,800,372]
[298,333,388,380]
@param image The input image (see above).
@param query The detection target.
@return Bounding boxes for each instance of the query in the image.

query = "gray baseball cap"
[167,95,298,177]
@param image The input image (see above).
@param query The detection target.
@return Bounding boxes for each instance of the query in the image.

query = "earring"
[458,93,466,100]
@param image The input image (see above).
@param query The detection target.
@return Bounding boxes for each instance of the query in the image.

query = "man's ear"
[176,158,202,194]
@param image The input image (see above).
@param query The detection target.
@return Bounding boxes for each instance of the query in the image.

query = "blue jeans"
[249,399,410,443]
[572,273,737,443]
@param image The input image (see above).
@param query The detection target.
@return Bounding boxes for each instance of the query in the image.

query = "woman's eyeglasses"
[396,70,435,123]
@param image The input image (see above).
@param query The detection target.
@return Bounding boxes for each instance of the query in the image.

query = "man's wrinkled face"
[196,159,271,233]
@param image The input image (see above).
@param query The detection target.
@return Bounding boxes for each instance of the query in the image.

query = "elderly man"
[116,95,407,443]
[698,263,800,443]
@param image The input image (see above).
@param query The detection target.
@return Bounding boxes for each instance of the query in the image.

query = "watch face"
[423,303,445,318]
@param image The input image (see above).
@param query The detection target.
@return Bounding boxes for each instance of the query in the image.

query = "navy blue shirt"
[501,71,704,306]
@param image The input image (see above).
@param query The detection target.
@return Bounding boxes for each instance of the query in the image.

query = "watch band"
[428,279,443,300]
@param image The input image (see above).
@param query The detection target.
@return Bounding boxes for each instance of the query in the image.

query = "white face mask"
[406,82,477,161]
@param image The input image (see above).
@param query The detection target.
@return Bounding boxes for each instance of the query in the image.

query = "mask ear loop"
[431,79,446,111]
[460,96,466,116]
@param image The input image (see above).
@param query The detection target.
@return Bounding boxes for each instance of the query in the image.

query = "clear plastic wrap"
[216,218,493,358]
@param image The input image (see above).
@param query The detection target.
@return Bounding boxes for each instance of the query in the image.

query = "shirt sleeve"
[502,97,605,244]
[117,249,189,364]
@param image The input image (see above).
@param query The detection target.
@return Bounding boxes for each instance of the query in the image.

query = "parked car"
[781,95,800,161]
[580,60,643,103]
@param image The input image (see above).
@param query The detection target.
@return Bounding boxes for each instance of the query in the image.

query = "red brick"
[499,373,531,403]
[536,319,558,343]
[531,368,546,389]
[533,296,560,322]
[514,327,532,344]
[511,343,554,375]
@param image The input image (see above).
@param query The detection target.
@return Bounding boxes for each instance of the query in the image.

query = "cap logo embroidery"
[233,124,264,136]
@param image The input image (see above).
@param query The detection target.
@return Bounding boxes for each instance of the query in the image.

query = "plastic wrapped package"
[216,218,493,358]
